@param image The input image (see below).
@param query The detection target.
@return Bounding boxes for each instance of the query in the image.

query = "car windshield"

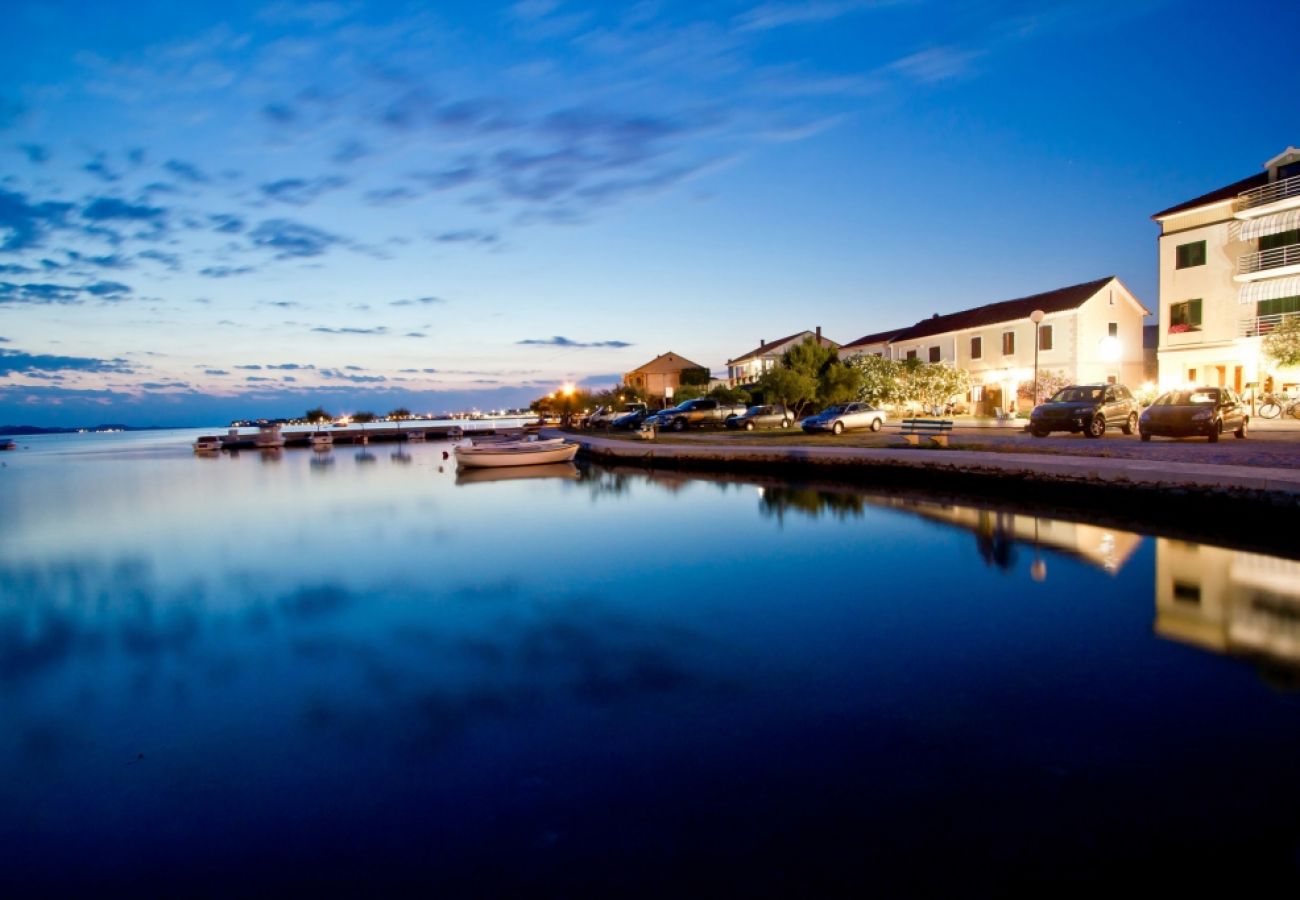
[1153,390,1218,406]
[1049,387,1102,403]
[820,405,847,416]
[744,406,768,415]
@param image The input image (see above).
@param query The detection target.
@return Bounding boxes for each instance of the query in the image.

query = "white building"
[842,277,1149,414]
[725,328,839,387]
[1151,146,1300,393]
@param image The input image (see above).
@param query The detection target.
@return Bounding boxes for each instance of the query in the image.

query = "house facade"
[1151,146,1300,394]
[726,328,839,387]
[842,277,1149,414]
[623,351,709,403]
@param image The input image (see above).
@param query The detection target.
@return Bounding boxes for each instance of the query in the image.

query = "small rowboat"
[453,439,578,468]
[310,431,333,450]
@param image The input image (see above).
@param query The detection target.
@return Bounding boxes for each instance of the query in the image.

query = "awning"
[1232,208,1300,242]
[1238,275,1300,304]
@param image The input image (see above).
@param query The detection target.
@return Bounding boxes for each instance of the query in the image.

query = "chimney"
[760,338,765,348]
[816,325,822,342]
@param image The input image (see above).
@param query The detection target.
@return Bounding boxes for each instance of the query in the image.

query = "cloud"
[203,369,229,376]
[18,143,49,164]
[82,198,165,221]
[246,375,273,382]
[405,332,426,338]
[331,140,369,164]
[83,155,121,183]
[435,229,498,244]
[164,159,209,183]
[137,249,181,270]
[0,347,133,375]
[260,176,349,205]
[83,280,132,297]
[258,1,357,26]
[734,0,891,32]
[0,280,131,304]
[209,214,245,233]
[312,326,389,335]
[266,363,313,370]
[389,296,445,307]
[199,265,255,278]
[262,102,297,125]
[250,219,341,259]
[321,368,388,383]
[234,364,262,370]
[517,336,632,348]
[888,46,980,84]
[363,187,419,206]
[0,264,35,274]
[0,188,75,252]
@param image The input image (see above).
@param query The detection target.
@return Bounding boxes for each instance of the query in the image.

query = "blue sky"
[1,0,1296,426]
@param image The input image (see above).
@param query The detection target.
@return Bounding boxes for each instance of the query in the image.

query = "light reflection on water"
[2,432,1299,893]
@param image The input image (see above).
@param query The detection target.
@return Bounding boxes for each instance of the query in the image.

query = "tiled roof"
[892,276,1117,343]
[1150,172,1268,219]
[626,351,707,375]
[727,331,839,365]
[842,328,909,350]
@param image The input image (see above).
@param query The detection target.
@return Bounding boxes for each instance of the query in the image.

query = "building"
[842,277,1149,414]
[623,351,709,404]
[837,328,908,360]
[726,328,839,387]
[1151,146,1300,394]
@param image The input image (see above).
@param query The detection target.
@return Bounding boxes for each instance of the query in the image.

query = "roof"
[1151,172,1268,219]
[625,351,707,375]
[892,276,1118,343]
[842,328,909,350]
[727,330,840,365]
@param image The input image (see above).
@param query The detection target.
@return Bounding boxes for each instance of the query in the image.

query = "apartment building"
[726,328,839,387]
[1151,146,1300,393]
[841,277,1149,414]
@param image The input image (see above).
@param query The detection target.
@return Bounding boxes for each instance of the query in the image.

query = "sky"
[1,0,1297,427]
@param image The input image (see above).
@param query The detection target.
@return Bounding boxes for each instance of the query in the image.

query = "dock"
[216,422,537,450]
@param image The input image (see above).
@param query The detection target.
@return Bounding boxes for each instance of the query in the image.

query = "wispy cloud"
[312,326,389,335]
[0,347,133,375]
[517,335,632,348]
[389,296,446,307]
[260,175,349,205]
[250,219,342,259]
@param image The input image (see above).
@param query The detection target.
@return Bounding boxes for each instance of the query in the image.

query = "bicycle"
[1257,393,1300,419]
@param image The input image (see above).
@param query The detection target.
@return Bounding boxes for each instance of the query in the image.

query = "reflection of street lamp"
[1029,309,1045,408]
[1031,517,1047,582]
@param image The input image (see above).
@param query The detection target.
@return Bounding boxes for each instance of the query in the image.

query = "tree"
[1016,369,1070,406]
[895,359,970,413]
[1264,316,1300,369]
[757,336,861,415]
[350,411,376,423]
[304,406,333,423]
[846,353,902,407]
[757,364,818,415]
[679,367,710,387]
[387,407,412,420]
[707,384,752,405]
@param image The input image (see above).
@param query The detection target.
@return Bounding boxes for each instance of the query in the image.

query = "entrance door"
[1234,366,1243,393]
[1215,365,1226,387]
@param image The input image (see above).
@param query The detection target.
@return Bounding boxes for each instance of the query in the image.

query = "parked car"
[590,402,648,429]
[655,398,748,431]
[725,404,795,431]
[800,402,887,435]
[1139,387,1248,442]
[1028,383,1139,438]
[611,407,653,429]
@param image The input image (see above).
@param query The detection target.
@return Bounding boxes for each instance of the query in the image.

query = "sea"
[2,429,1298,895]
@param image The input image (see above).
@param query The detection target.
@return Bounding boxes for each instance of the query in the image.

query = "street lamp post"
[1029,309,1045,408]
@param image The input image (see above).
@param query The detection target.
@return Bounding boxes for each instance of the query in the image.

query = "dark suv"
[1029,383,1139,438]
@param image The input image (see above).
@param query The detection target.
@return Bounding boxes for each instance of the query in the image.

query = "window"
[1039,325,1053,351]
[1258,295,1300,317]
[905,349,917,361]
[1001,331,1015,355]
[1259,229,1300,252]
[1170,299,1202,332]
[1108,322,1118,338]
[928,346,940,363]
[970,336,982,359]
[1176,240,1206,269]
[1172,581,1202,605]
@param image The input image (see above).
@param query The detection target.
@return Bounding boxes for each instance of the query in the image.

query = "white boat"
[456,462,579,484]
[405,431,426,442]
[453,439,579,468]
[193,435,221,452]
[310,431,333,450]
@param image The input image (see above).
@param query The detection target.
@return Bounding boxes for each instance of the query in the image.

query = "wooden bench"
[899,419,954,447]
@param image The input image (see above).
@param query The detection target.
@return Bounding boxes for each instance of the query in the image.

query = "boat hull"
[453,442,579,468]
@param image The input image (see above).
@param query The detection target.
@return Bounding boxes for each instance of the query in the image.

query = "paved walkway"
[561,431,1300,499]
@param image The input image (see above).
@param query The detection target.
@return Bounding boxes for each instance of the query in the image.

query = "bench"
[899,419,954,447]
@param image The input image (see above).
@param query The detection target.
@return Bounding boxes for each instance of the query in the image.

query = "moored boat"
[0,438,16,451]
[193,435,222,452]
[453,439,579,468]
[310,431,333,450]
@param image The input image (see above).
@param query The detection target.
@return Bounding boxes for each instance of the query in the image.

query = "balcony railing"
[1237,243,1300,276]
[1238,310,1300,337]
[1237,173,1300,212]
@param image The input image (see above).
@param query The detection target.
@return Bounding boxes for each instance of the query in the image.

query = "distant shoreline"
[0,424,178,437]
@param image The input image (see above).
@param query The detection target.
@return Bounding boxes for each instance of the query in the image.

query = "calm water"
[2,431,1299,894]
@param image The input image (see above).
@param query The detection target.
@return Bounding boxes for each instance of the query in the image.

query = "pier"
[216,422,536,450]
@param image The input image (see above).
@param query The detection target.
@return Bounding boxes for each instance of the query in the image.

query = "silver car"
[800,402,888,435]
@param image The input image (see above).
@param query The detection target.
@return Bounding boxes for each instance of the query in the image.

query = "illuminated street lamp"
[1029,309,1045,407]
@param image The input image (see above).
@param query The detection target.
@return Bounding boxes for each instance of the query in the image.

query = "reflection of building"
[872,499,1142,575]
[1155,539,1300,668]
[1151,146,1300,393]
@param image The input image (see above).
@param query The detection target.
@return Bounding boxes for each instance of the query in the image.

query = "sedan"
[726,404,795,431]
[801,402,887,435]
[1138,387,1248,442]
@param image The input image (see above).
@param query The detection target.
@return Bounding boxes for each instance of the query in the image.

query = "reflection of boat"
[310,431,333,450]
[453,439,578,468]
[310,454,334,468]
[193,435,221,452]
[405,431,426,443]
[355,450,376,463]
[456,461,580,484]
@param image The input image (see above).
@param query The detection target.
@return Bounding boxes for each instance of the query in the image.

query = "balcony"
[1235,243,1300,280]
[1238,311,1300,338]
[1236,173,1300,217]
